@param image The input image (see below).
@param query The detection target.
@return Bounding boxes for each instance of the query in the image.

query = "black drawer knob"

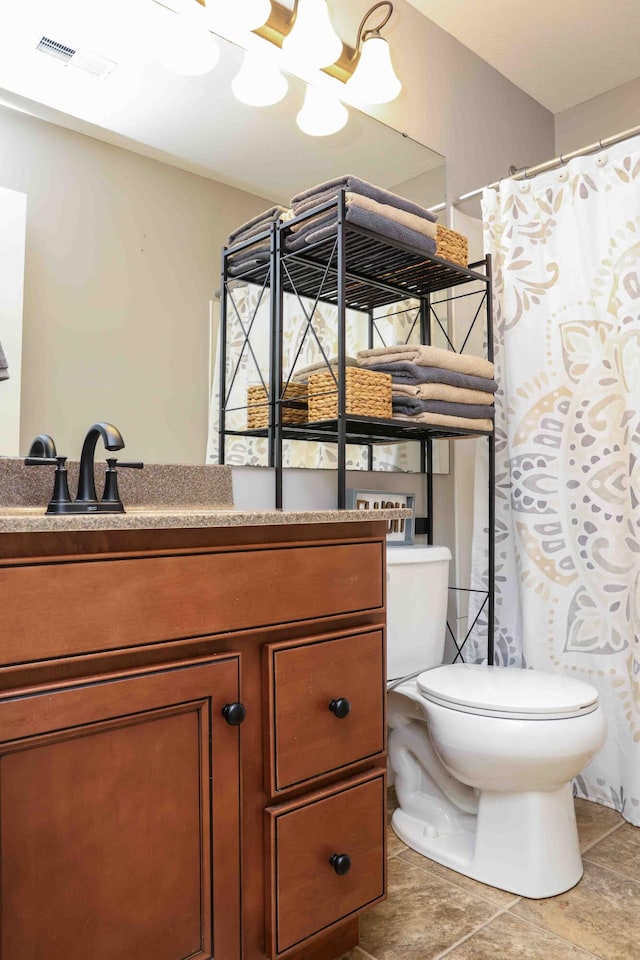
[329,698,351,719]
[330,853,352,876]
[222,702,246,726]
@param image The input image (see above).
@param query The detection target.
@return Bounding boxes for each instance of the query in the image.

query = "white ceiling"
[406,0,640,113]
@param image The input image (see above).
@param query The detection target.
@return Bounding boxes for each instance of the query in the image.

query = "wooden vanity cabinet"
[0,519,387,960]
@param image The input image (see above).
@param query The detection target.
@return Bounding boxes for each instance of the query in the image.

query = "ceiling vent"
[35,35,117,80]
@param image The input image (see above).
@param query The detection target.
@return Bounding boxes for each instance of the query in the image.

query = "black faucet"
[25,423,143,514]
[76,422,125,505]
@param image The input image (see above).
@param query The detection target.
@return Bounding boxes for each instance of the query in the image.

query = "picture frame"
[346,489,415,545]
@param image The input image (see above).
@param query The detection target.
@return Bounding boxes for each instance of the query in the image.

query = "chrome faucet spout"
[77,422,125,503]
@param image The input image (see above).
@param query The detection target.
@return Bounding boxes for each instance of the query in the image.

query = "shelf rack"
[218,193,495,663]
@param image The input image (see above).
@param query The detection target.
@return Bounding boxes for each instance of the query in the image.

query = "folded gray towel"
[228,238,271,263]
[291,175,437,223]
[227,205,288,245]
[392,396,495,419]
[228,258,270,277]
[290,192,438,241]
[0,341,8,381]
[286,203,437,257]
[367,361,497,394]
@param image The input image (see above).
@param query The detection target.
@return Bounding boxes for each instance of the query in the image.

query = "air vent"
[35,35,117,80]
[36,36,76,63]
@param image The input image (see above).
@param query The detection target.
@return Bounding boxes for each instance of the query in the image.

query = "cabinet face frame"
[0,653,242,960]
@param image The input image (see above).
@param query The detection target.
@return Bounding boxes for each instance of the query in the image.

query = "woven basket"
[436,224,468,267]
[307,367,392,421]
[247,383,308,429]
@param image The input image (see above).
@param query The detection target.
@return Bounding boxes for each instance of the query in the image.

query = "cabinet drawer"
[0,540,384,664]
[266,630,385,793]
[265,770,386,958]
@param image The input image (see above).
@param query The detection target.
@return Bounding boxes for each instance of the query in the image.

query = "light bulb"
[156,16,220,76]
[296,86,348,137]
[232,50,288,107]
[208,0,271,33]
[282,0,343,71]
[345,36,401,104]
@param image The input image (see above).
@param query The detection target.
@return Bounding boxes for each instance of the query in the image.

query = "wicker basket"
[307,367,392,421]
[436,224,469,267]
[247,383,308,429]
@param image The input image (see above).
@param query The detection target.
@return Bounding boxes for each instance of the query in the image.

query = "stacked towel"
[0,341,8,381]
[287,176,437,256]
[356,345,495,433]
[226,205,291,276]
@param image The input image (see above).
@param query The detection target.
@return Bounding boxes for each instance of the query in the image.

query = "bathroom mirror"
[0,0,446,468]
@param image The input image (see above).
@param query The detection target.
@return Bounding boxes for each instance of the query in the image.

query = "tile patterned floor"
[340,789,640,960]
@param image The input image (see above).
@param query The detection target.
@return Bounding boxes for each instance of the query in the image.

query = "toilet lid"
[417,664,599,719]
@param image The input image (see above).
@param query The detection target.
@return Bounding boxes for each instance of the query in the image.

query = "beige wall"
[555,76,640,155]
[0,105,269,463]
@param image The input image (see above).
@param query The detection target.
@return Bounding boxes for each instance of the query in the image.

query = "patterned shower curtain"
[476,135,640,824]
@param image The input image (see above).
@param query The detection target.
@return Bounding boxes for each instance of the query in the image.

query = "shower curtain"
[474,135,640,823]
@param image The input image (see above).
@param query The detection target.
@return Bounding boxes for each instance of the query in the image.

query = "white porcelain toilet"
[386,545,607,899]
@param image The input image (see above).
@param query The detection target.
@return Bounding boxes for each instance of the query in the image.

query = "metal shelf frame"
[218,192,495,663]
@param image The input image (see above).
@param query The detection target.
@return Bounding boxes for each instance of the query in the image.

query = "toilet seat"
[417,664,599,720]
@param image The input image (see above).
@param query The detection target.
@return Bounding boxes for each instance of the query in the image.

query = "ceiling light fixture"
[296,85,348,136]
[232,47,288,106]
[281,0,343,72]
[344,2,402,105]
[153,0,401,134]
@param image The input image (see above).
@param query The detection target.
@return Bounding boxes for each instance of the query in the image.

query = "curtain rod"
[453,122,640,206]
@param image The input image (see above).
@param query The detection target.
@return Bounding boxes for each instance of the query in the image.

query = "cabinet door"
[0,654,242,960]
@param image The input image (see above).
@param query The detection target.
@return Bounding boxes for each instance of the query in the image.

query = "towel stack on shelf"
[287,176,438,256]
[226,205,291,275]
[356,345,496,432]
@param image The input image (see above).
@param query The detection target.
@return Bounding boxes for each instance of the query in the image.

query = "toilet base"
[392,782,583,899]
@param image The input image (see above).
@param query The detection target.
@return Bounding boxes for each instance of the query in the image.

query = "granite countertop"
[0,505,411,534]
[0,458,411,534]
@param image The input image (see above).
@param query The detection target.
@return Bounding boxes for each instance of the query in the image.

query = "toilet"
[386,545,607,899]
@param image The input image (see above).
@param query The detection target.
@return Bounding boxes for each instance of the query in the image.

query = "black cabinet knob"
[329,698,351,719]
[330,853,351,876]
[222,702,246,726]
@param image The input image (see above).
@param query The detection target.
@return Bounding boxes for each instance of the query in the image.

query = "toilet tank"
[386,545,452,681]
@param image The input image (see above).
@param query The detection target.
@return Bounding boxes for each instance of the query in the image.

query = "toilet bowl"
[386,546,607,899]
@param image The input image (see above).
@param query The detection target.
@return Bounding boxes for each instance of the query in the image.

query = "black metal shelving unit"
[218,192,495,663]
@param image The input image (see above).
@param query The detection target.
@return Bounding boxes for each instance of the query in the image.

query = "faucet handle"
[102,459,144,508]
[25,456,59,466]
[25,456,73,513]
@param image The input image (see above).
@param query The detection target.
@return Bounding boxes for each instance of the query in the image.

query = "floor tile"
[359,856,498,960]
[584,822,640,882]
[443,912,599,959]
[397,847,520,908]
[512,860,640,960]
[386,820,409,858]
[574,798,624,851]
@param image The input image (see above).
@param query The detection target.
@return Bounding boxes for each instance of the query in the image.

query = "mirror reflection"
[0,1,446,468]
